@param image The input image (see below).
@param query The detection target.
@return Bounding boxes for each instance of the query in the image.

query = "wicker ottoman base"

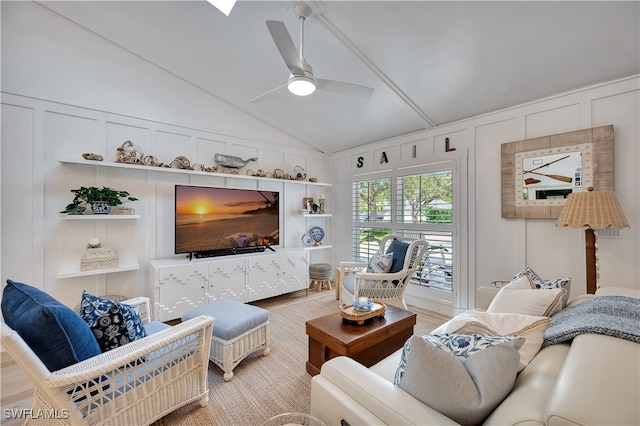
[182,300,270,381]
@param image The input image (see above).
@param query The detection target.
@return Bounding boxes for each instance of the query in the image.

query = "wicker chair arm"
[340,261,367,268]
[340,262,368,279]
[121,296,153,324]
[354,270,406,282]
[42,315,213,387]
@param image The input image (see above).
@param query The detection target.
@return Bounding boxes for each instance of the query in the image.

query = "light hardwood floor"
[1,353,35,426]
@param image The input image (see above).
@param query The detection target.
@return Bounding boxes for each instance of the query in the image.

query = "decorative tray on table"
[341,301,386,325]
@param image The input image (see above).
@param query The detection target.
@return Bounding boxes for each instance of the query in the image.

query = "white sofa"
[310,286,640,426]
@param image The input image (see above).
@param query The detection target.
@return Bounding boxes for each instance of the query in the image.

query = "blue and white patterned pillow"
[89,304,131,352]
[366,251,394,273]
[79,292,147,351]
[511,267,571,307]
[393,333,524,425]
[394,333,522,384]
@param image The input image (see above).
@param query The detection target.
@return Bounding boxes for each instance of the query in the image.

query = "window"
[352,167,454,294]
[396,169,453,292]
[352,177,392,261]
[397,172,452,225]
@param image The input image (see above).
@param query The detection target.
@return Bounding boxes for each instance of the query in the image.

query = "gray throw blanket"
[543,295,640,347]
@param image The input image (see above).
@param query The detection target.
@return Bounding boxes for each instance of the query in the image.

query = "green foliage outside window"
[355,178,391,222]
[400,171,452,224]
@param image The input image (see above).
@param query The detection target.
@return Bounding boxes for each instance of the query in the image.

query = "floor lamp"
[556,187,629,294]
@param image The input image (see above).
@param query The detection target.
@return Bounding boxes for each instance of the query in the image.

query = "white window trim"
[351,155,471,317]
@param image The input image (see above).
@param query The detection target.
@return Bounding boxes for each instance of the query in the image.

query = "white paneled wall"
[1,94,329,307]
[330,76,640,315]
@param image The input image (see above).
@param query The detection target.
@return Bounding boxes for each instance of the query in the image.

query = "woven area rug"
[152,292,449,426]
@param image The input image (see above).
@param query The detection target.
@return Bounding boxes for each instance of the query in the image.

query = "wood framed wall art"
[501,125,613,219]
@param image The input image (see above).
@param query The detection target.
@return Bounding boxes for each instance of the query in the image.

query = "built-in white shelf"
[303,245,333,251]
[302,213,332,217]
[57,258,140,279]
[58,214,140,220]
[59,158,332,187]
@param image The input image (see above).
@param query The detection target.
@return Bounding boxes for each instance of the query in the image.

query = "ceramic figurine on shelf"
[214,154,257,169]
[116,140,143,164]
[294,165,307,180]
[87,238,101,249]
[303,197,313,211]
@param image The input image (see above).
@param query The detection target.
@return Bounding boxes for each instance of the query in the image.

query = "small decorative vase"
[91,201,111,214]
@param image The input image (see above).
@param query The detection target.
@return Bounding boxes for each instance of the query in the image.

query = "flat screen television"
[175,185,279,257]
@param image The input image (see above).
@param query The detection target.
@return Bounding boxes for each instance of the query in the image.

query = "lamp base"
[585,228,597,294]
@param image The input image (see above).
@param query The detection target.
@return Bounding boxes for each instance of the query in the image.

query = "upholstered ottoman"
[182,300,270,381]
[309,263,334,292]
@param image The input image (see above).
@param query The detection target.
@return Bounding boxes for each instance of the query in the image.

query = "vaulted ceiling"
[41,1,640,154]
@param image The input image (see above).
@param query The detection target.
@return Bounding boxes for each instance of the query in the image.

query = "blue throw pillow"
[88,304,132,352]
[1,280,101,371]
[386,238,410,273]
[79,292,147,349]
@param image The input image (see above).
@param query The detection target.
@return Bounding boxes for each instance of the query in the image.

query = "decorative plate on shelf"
[309,226,325,245]
[301,233,313,247]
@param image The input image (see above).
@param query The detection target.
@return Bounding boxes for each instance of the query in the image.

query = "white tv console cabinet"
[149,248,309,322]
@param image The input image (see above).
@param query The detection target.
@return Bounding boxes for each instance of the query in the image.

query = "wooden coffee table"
[305,304,416,376]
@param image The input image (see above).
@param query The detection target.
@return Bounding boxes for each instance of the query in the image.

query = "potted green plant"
[60,186,138,215]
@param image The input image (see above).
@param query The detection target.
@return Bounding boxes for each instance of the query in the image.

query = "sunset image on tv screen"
[175,186,279,254]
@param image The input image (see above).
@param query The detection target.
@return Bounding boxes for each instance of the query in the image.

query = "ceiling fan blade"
[266,20,304,75]
[316,79,374,97]
[249,83,288,103]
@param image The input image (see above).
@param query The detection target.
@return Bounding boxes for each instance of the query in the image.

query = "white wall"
[1,2,330,307]
[331,76,640,313]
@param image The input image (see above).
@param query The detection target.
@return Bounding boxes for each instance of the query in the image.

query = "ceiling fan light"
[288,76,316,96]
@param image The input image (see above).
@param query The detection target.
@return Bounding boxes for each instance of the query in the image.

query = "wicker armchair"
[340,235,428,309]
[1,297,214,426]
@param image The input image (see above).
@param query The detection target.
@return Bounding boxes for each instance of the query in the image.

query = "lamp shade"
[556,188,630,229]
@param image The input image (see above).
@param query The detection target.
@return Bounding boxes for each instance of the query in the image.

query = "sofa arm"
[311,356,459,426]
[545,334,639,426]
[476,286,500,310]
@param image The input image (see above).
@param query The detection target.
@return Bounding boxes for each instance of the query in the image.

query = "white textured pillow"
[432,310,552,371]
[504,274,534,289]
[394,334,523,426]
[488,279,566,317]
[366,251,394,273]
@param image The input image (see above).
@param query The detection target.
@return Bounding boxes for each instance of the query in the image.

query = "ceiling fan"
[250,3,374,103]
